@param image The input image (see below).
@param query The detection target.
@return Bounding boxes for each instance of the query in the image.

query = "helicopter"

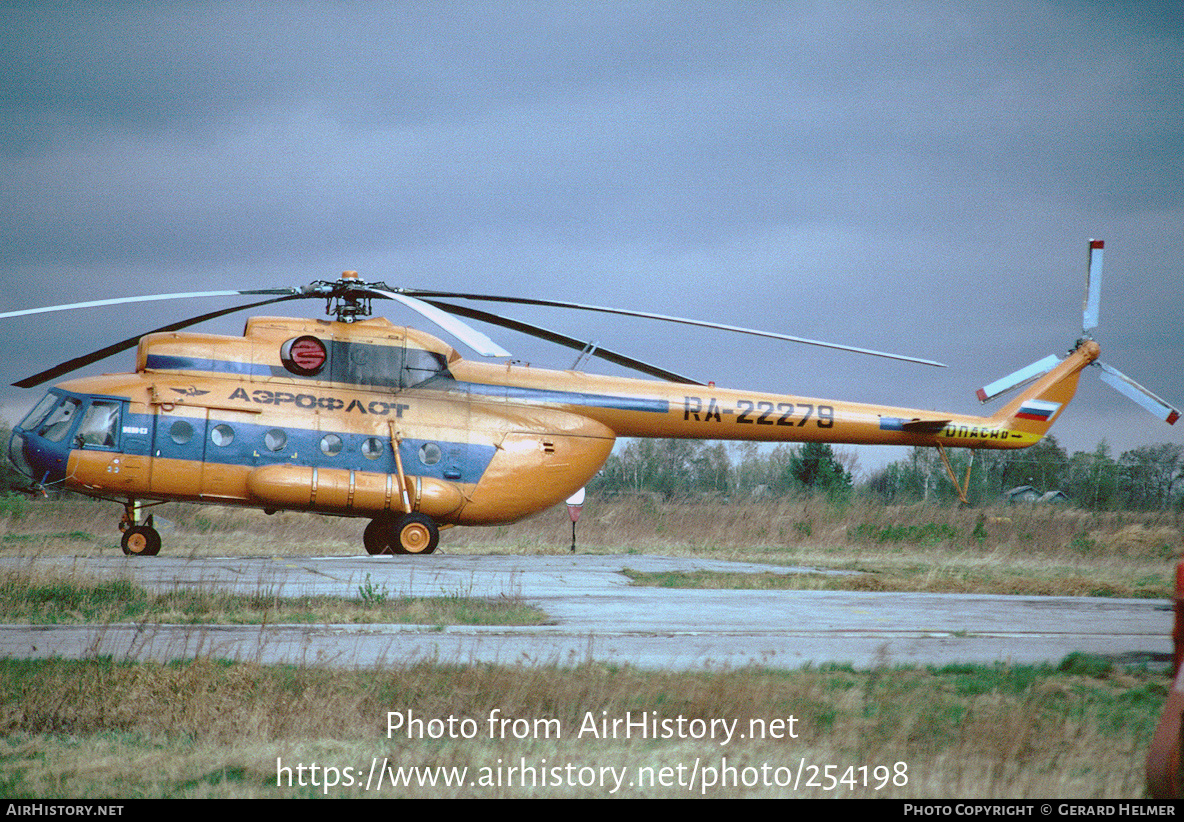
[2,240,1177,556]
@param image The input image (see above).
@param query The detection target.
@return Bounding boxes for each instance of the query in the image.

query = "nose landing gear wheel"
[121,525,161,556]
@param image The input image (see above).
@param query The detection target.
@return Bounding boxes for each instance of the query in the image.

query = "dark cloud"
[0,1,1180,468]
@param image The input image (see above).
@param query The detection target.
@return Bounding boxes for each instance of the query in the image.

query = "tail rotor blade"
[1094,361,1180,425]
[1083,239,1103,334]
[976,354,1062,402]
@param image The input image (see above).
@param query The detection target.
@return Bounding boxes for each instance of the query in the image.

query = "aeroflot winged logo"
[170,385,209,397]
[280,336,327,376]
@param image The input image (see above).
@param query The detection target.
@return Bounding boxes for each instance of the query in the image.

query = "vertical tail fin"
[989,340,1100,441]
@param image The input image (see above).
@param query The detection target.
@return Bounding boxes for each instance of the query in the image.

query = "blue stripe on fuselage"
[454,382,669,414]
[146,354,670,414]
[132,411,494,483]
[147,354,271,377]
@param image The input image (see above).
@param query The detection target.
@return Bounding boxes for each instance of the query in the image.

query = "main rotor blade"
[402,289,947,368]
[422,298,704,384]
[0,288,297,321]
[1094,361,1180,425]
[1083,239,1103,334]
[362,289,512,358]
[13,293,307,388]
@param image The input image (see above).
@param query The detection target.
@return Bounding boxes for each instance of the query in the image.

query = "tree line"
[590,435,1184,511]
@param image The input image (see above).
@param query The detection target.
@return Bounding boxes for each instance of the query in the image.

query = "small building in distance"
[1004,485,1070,504]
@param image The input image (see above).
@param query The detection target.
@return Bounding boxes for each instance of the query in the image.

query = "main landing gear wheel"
[364,515,396,555]
[395,512,439,555]
[121,525,161,556]
[363,513,440,555]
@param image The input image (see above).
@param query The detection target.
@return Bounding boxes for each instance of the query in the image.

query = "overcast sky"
[1,1,1181,477]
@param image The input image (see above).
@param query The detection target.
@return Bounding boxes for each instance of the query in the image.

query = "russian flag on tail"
[1016,399,1061,422]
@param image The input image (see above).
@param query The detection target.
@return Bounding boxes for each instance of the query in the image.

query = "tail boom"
[450,338,1104,453]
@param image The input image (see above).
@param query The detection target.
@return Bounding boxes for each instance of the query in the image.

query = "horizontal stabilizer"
[1095,361,1180,425]
[879,417,952,434]
[976,354,1062,403]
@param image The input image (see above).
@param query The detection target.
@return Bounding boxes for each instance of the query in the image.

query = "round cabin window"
[169,420,193,445]
[320,433,343,456]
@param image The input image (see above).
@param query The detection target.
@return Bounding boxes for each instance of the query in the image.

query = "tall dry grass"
[1,493,1180,560]
[0,655,1162,798]
[0,495,1176,798]
[1,494,1179,597]
[446,495,1183,596]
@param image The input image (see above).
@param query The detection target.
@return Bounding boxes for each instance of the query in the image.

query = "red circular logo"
[281,336,327,376]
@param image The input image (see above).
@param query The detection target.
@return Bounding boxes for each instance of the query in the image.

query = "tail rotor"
[977,239,1179,426]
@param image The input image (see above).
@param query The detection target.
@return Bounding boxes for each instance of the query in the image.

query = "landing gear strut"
[364,512,440,555]
[119,504,161,556]
[936,443,974,507]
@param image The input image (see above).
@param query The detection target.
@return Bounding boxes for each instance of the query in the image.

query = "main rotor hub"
[303,273,396,323]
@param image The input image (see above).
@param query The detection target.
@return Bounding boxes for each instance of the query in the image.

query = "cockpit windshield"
[8,393,124,482]
[12,392,123,448]
[36,397,82,443]
[17,392,61,433]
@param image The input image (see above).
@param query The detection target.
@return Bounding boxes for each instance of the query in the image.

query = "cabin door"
[149,409,208,498]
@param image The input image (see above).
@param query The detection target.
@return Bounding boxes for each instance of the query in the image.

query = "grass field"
[0,493,1179,798]
[0,567,549,626]
[1,493,1178,598]
[0,653,1166,798]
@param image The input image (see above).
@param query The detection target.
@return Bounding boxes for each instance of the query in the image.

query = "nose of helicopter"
[7,393,77,488]
[7,428,71,487]
[6,431,33,479]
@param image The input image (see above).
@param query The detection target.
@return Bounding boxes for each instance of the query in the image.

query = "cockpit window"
[17,393,61,433]
[37,397,82,443]
[76,401,121,448]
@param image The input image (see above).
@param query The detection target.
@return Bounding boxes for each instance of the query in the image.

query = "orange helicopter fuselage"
[9,315,1096,527]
